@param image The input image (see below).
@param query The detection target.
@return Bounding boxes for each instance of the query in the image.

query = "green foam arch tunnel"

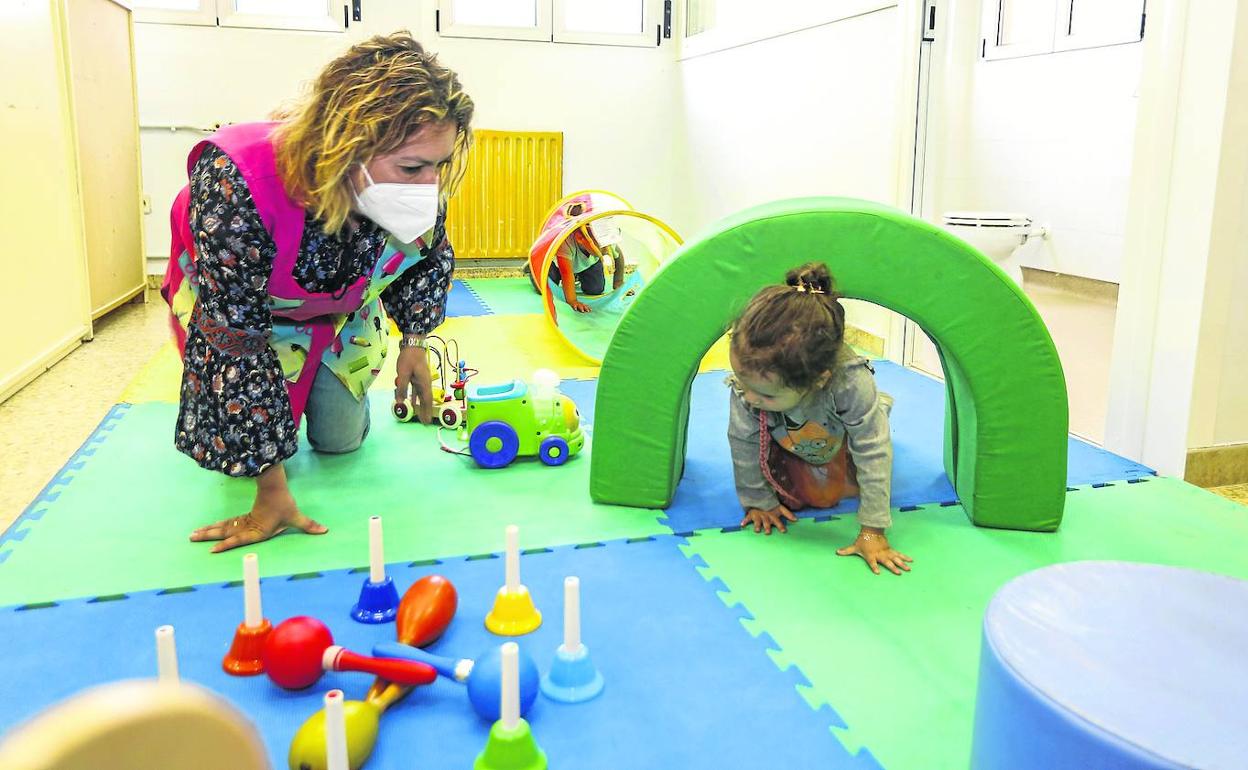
[589,197,1068,532]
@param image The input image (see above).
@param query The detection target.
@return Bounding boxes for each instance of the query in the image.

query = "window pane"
[997,0,1050,46]
[233,0,328,16]
[686,0,713,37]
[563,0,643,34]
[131,0,202,9]
[453,0,539,28]
[1068,0,1140,37]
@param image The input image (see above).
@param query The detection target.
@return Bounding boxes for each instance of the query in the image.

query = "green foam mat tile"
[0,401,666,606]
[678,477,1248,770]
[460,277,545,316]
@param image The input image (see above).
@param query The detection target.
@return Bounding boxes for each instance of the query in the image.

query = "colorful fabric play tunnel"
[972,562,1248,769]
[589,197,1069,532]
[528,190,682,364]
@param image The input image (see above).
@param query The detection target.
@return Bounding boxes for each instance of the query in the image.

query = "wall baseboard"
[457,258,527,278]
[1023,267,1119,303]
[0,328,88,406]
[845,325,885,358]
[1185,443,1248,488]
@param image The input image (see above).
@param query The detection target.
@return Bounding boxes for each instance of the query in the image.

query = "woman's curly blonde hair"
[272,31,474,234]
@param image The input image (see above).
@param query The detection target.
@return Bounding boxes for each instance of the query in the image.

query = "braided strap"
[757,408,804,509]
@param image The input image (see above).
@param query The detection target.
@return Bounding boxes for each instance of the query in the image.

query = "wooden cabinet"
[66,0,147,319]
[0,0,144,403]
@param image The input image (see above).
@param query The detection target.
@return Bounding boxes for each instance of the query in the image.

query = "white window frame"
[132,0,343,32]
[132,0,217,27]
[684,0,712,39]
[982,0,1145,61]
[679,0,896,61]
[437,0,665,46]
[553,0,663,48]
[980,0,1058,60]
[437,0,554,43]
[1053,0,1146,52]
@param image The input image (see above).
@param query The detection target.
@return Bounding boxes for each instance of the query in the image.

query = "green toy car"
[463,379,585,468]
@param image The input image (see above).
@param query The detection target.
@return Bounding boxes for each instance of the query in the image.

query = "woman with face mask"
[160,32,473,552]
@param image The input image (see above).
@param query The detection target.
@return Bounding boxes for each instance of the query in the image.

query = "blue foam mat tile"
[445,279,491,317]
[684,552,710,570]
[753,630,782,655]
[850,747,887,769]
[811,700,850,731]
[562,362,1154,533]
[779,661,814,690]
[0,536,861,769]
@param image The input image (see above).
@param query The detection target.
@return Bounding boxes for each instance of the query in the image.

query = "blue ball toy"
[467,643,540,721]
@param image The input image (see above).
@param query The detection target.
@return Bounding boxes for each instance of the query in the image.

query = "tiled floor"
[0,294,169,532]
[1211,484,1248,505]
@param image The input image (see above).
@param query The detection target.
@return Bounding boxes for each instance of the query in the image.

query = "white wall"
[934,41,1143,283]
[1106,0,1248,473]
[1194,0,1248,448]
[1212,199,1248,445]
[671,6,906,339]
[1214,224,1248,444]
[133,0,680,260]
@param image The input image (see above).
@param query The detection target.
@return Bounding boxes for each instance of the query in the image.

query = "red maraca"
[367,575,458,702]
[262,616,437,690]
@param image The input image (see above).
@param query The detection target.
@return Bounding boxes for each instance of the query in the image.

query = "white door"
[900,0,947,380]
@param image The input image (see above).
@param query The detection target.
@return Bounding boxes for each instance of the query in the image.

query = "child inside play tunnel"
[726,262,911,576]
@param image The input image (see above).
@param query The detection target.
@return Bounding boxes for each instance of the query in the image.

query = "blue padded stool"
[972,561,1248,769]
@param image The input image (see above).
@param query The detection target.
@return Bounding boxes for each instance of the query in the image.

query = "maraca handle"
[328,647,437,686]
[373,641,468,682]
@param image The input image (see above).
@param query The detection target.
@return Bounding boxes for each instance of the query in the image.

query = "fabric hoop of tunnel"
[528,191,683,364]
[588,197,1069,532]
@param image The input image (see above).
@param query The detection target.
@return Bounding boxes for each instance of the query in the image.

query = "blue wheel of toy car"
[539,436,570,467]
[469,421,520,469]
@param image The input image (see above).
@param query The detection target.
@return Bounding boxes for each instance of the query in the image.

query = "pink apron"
[161,122,430,423]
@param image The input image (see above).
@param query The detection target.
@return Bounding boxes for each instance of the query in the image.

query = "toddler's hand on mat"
[837,528,912,575]
[741,505,797,535]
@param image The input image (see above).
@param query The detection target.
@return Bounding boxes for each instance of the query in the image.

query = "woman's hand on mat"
[189,465,327,553]
[395,344,434,424]
[741,504,797,535]
[837,527,913,575]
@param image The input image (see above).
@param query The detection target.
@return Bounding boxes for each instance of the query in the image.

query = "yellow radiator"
[446,130,563,259]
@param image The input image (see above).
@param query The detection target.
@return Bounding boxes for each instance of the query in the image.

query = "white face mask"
[589,219,622,246]
[352,164,439,244]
